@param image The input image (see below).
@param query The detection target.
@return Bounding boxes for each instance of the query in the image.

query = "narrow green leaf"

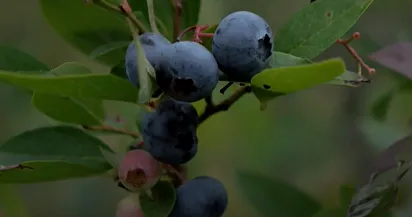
[140,180,176,217]
[0,68,138,103]
[89,41,129,59]
[275,0,375,59]
[31,62,105,125]
[0,160,107,183]
[132,34,154,104]
[0,46,48,71]
[0,185,29,217]
[40,0,131,66]
[251,58,345,104]
[0,126,113,170]
[236,170,321,217]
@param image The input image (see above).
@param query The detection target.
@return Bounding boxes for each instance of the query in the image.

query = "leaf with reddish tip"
[369,42,412,79]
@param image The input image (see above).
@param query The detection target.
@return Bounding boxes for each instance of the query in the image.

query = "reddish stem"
[172,0,183,41]
[177,25,214,43]
[336,32,376,75]
[120,0,132,13]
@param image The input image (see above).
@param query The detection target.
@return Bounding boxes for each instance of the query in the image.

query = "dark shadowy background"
[1,0,412,216]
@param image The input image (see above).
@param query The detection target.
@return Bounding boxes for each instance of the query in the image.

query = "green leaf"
[0,126,113,170]
[40,0,131,66]
[271,51,312,68]
[31,62,105,125]
[132,34,154,104]
[236,170,321,217]
[311,208,346,217]
[328,70,368,87]
[251,58,345,106]
[140,180,176,217]
[0,160,108,183]
[339,184,357,207]
[0,67,138,103]
[275,0,375,59]
[110,62,128,79]
[270,53,363,87]
[371,90,395,121]
[0,185,29,217]
[32,93,104,125]
[89,41,129,59]
[199,24,218,51]
[0,46,49,71]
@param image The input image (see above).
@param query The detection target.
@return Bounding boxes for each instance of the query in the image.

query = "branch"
[171,0,183,41]
[82,125,139,138]
[92,0,147,33]
[146,0,160,33]
[198,85,252,124]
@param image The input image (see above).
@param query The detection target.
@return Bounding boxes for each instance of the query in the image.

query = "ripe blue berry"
[212,11,274,82]
[125,32,171,87]
[142,99,199,165]
[168,176,228,217]
[155,41,219,102]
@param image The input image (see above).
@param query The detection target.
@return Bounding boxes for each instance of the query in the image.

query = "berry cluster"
[117,10,273,217]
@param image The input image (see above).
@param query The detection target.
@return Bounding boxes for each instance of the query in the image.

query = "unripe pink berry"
[118,149,161,192]
[116,194,144,217]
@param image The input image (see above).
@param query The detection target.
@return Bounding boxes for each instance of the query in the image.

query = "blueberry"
[212,11,274,82]
[125,32,171,87]
[155,41,219,102]
[168,176,228,217]
[142,99,199,165]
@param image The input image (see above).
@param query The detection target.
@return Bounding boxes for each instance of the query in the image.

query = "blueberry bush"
[0,0,410,217]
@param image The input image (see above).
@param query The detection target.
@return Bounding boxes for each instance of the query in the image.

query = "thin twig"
[198,86,252,124]
[120,0,147,34]
[171,0,183,41]
[146,0,160,33]
[82,125,139,138]
[336,32,376,75]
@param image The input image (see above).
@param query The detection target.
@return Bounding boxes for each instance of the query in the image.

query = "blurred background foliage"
[1,0,412,216]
